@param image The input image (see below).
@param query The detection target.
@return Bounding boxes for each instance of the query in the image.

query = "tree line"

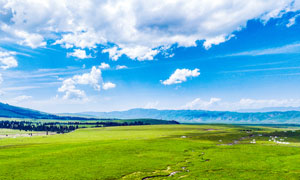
[0,120,149,133]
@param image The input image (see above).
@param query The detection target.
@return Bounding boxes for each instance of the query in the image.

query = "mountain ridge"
[73,108,300,124]
[2,102,300,124]
[0,102,106,120]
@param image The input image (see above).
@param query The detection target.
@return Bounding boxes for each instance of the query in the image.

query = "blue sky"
[1,1,300,113]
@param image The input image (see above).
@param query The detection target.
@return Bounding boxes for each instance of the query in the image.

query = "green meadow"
[0,125,300,180]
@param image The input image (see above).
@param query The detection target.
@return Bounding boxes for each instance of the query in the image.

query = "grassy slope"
[0,125,299,179]
[0,129,47,135]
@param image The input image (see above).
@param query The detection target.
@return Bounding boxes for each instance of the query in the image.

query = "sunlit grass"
[0,124,299,179]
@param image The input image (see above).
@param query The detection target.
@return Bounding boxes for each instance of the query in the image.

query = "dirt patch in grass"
[0,132,57,139]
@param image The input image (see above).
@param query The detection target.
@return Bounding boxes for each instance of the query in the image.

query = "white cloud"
[184,98,221,109]
[102,47,120,61]
[0,50,18,92]
[0,24,46,48]
[58,78,87,100]
[116,65,128,70]
[0,50,18,69]
[184,98,300,111]
[102,82,116,90]
[0,73,3,84]
[72,66,102,90]
[13,30,46,48]
[228,43,300,56]
[238,98,300,109]
[162,68,200,85]
[54,31,105,49]
[203,34,234,49]
[67,49,91,59]
[1,0,300,59]
[99,62,110,69]
[102,46,159,61]
[58,66,115,100]
[286,14,300,27]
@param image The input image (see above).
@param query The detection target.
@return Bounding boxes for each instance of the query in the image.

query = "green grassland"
[0,124,300,180]
[0,128,47,135]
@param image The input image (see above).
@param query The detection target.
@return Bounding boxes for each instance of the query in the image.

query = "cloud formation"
[287,14,300,27]
[162,68,200,85]
[67,49,92,59]
[0,74,2,85]
[184,98,300,111]
[58,66,115,100]
[0,50,18,69]
[184,98,221,109]
[116,65,128,70]
[228,43,300,56]
[102,82,116,90]
[0,49,18,93]
[1,0,300,60]
[238,98,300,109]
[99,62,110,70]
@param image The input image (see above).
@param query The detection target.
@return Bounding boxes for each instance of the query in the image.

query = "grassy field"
[0,124,300,179]
[0,128,50,135]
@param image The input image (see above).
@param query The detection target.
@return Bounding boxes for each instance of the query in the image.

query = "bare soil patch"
[0,132,57,139]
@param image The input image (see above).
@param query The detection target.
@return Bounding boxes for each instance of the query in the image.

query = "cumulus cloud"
[99,62,110,69]
[116,65,128,70]
[1,0,300,60]
[58,66,115,100]
[102,82,116,90]
[13,30,46,48]
[162,68,200,85]
[67,49,92,59]
[184,98,221,109]
[0,50,18,69]
[0,24,46,48]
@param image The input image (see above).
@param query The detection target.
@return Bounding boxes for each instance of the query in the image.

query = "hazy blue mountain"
[2,101,300,124]
[76,108,300,124]
[0,103,179,124]
[0,102,104,120]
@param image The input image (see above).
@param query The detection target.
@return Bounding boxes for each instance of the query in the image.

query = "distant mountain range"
[71,108,300,124]
[2,101,300,124]
[0,102,104,120]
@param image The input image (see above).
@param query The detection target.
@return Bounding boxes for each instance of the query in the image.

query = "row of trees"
[0,120,149,133]
[0,121,78,133]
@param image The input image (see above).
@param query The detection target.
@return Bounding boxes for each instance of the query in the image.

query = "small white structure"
[269,136,290,144]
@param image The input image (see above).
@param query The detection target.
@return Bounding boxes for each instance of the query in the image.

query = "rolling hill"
[0,102,179,124]
[0,102,103,120]
[2,102,300,124]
